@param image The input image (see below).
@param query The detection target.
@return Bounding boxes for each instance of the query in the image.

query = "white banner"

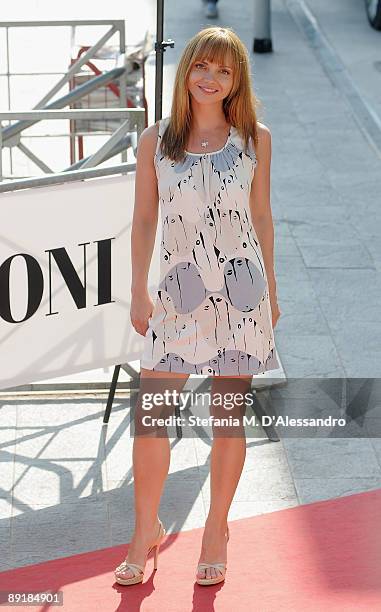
[0,173,161,390]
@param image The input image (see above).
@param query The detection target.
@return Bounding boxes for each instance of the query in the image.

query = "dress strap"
[159,116,169,135]
[155,116,169,156]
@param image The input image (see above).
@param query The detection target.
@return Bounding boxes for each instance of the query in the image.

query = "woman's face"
[187,55,234,106]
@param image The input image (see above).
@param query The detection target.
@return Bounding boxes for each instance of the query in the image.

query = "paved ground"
[1,2,381,607]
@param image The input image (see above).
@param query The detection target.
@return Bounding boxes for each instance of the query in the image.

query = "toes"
[198,566,223,581]
[198,567,219,580]
[118,569,132,579]
[115,565,135,580]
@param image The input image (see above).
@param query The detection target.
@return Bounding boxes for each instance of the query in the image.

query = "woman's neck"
[189,106,228,133]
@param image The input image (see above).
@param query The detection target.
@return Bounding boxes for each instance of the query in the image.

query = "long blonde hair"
[159,26,262,163]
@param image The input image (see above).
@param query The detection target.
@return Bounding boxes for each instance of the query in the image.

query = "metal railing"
[0,20,146,179]
[0,108,145,191]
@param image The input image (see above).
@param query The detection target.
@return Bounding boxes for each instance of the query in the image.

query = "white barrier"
[0,173,161,390]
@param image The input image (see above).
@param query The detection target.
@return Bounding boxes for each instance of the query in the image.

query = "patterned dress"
[140,116,280,376]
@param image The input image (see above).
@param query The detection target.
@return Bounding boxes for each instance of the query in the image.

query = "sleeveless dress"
[140,116,280,376]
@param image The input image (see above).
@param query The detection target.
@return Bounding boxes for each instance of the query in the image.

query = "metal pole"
[33,26,118,109]
[155,0,164,121]
[0,162,136,193]
[253,0,273,53]
[0,121,2,182]
[154,0,174,122]
[2,69,126,144]
[103,365,121,423]
[119,23,128,163]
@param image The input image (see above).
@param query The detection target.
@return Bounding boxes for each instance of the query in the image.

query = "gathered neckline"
[185,125,233,156]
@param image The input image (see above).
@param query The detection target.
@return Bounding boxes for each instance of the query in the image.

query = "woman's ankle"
[204,516,228,532]
[134,517,160,536]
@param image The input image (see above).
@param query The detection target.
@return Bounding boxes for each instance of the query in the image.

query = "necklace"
[194,126,230,150]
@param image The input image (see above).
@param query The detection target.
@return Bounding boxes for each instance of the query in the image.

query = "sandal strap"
[117,561,144,574]
[115,520,165,577]
[198,563,226,570]
[150,521,165,548]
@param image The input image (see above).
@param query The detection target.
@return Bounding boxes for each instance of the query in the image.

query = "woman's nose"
[204,74,218,84]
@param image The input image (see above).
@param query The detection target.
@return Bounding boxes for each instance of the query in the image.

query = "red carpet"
[1,488,381,611]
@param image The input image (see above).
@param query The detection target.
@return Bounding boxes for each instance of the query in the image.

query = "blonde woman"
[114,26,281,587]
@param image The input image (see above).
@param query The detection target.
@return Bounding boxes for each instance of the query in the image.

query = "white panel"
[0,172,161,389]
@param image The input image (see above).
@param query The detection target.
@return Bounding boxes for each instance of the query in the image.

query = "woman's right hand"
[130,290,154,336]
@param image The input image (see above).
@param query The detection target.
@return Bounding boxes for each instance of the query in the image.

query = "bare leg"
[197,375,252,581]
[119,367,189,579]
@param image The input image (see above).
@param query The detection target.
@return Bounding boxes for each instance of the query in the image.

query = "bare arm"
[249,123,277,298]
[131,122,159,297]
[130,122,159,335]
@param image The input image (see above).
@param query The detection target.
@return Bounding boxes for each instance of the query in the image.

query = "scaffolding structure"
[0,20,152,180]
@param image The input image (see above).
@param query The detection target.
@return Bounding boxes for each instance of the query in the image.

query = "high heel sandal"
[196,525,230,586]
[114,519,166,585]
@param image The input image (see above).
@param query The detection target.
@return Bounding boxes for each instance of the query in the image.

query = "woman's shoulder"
[137,118,165,154]
[142,116,170,140]
[256,121,272,142]
[139,121,159,142]
[252,122,271,157]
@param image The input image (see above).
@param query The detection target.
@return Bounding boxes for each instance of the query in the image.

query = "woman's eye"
[194,63,230,75]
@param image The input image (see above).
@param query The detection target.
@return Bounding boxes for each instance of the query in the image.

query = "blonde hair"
[159,26,262,163]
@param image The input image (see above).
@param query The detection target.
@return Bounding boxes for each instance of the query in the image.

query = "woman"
[114,26,281,587]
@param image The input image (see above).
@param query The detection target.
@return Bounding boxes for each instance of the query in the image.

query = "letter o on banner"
[0,254,44,323]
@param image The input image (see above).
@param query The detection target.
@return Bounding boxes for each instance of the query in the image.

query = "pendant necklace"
[199,126,229,149]
[195,125,229,150]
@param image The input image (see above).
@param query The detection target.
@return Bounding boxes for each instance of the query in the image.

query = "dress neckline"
[184,125,232,156]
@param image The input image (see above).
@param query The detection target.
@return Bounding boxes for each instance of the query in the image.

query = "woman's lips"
[198,85,218,94]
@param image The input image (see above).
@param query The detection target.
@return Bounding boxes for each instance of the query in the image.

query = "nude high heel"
[114,519,166,585]
[196,525,230,586]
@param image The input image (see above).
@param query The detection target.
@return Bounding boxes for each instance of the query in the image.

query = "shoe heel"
[153,543,160,570]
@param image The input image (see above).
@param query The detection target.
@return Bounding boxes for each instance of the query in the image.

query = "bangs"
[193,35,237,69]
